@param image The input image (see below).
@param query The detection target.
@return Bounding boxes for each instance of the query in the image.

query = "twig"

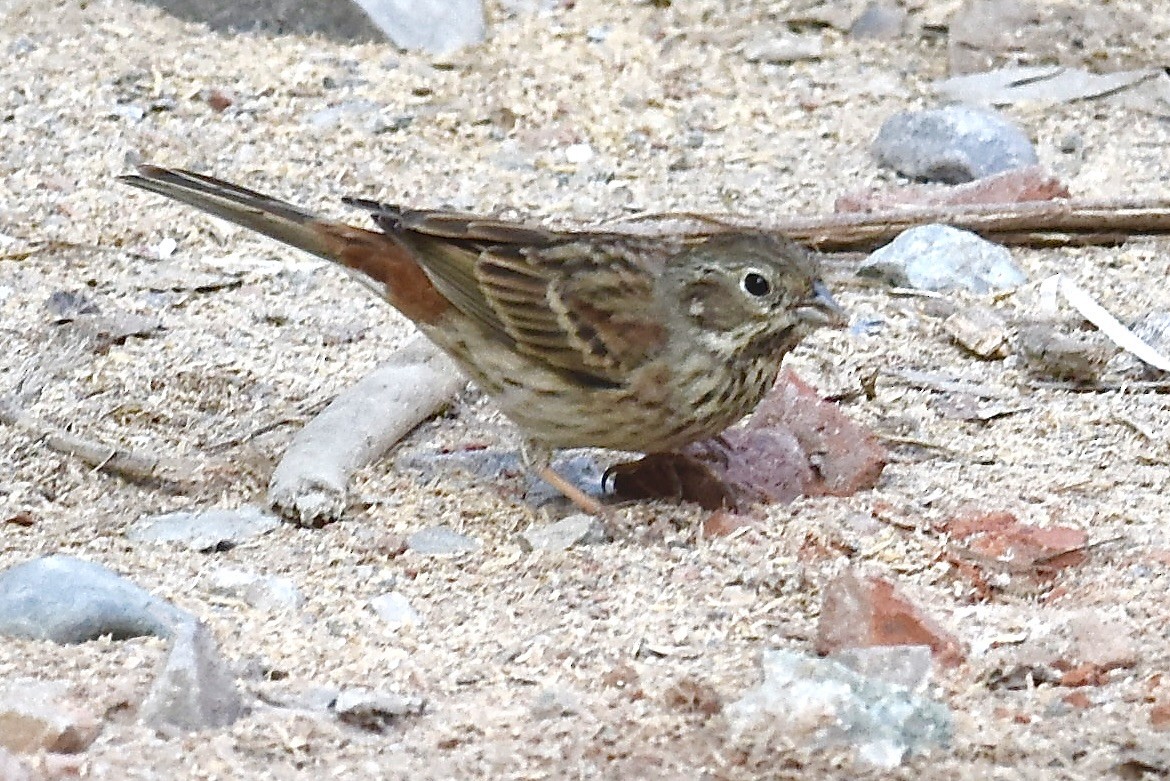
[0,238,156,262]
[619,197,1170,251]
[885,368,1015,399]
[0,396,193,486]
[773,197,1170,251]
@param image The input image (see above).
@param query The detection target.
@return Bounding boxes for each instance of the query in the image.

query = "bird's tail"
[119,165,354,262]
[119,165,451,324]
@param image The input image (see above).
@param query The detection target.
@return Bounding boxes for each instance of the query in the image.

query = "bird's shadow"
[131,0,387,43]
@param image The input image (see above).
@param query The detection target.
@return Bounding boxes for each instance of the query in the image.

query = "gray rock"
[830,646,934,693]
[518,514,607,552]
[349,0,485,56]
[872,105,1038,183]
[0,679,101,754]
[726,649,951,769]
[406,525,483,556]
[127,506,281,552]
[369,591,421,629]
[530,686,583,719]
[742,34,823,63]
[0,555,190,643]
[256,683,340,713]
[858,224,1026,293]
[205,567,303,612]
[139,620,243,732]
[850,3,906,39]
[333,688,425,731]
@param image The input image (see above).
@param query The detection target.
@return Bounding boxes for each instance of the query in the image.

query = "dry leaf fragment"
[944,305,1010,359]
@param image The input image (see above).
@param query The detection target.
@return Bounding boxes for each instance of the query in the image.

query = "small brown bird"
[120,166,842,513]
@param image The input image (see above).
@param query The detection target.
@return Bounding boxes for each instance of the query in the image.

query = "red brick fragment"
[944,511,1088,582]
[815,569,965,667]
[835,165,1070,213]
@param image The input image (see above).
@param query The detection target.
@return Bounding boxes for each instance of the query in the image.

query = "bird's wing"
[349,202,671,385]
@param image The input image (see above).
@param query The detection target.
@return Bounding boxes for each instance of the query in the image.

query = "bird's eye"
[742,271,772,297]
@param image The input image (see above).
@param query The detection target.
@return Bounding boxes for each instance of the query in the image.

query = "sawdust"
[2,0,1170,777]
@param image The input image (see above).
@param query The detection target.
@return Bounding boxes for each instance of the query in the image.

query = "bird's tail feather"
[119,165,352,262]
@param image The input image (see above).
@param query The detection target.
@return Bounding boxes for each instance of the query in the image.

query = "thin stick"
[0,396,191,484]
[619,197,1170,251]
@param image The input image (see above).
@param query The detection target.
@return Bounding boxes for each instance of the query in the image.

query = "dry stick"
[0,396,191,485]
[267,335,466,527]
[773,198,1170,251]
[623,198,1170,251]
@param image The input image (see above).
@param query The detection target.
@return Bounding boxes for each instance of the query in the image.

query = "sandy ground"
[3,0,1170,778]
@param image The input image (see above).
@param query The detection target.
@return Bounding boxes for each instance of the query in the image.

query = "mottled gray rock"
[406,525,483,556]
[726,649,950,769]
[518,514,607,552]
[127,506,281,552]
[0,679,101,754]
[369,591,421,629]
[850,2,906,39]
[872,105,1037,183]
[139,620,243,732]
[830,646,934,693]
[205,567,303,612]
[0,555,190,643]
[858,224,1026,293]
[350,0,485,56]
[333,688,425,731]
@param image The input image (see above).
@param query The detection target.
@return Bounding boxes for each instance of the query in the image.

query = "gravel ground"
[3,0,1170,778]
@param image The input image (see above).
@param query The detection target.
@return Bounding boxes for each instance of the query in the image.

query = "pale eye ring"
[742,270,772,297]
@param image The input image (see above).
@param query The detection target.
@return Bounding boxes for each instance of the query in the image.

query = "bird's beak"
[795,280,848,328]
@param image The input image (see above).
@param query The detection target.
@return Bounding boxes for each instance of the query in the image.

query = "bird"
[119,165,843,514]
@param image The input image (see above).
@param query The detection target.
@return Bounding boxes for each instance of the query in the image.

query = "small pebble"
[127,506,281,552]
[858,224,1026,293]
[564,143,594,164]
[406,525,483,556]
[206,567,303,612]
[850,2,906,39]
[725,649,951,769]
[944,306,1011,359]
[1016,322,1116,382]
[333,688,425,731]
[742,34,823,64]
[530,686,583,719]
[369,591,421,629]
[872,105,1038,183]
[518,514,607,552]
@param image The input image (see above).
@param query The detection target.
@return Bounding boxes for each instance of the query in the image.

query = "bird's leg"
[521,440,606,517]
